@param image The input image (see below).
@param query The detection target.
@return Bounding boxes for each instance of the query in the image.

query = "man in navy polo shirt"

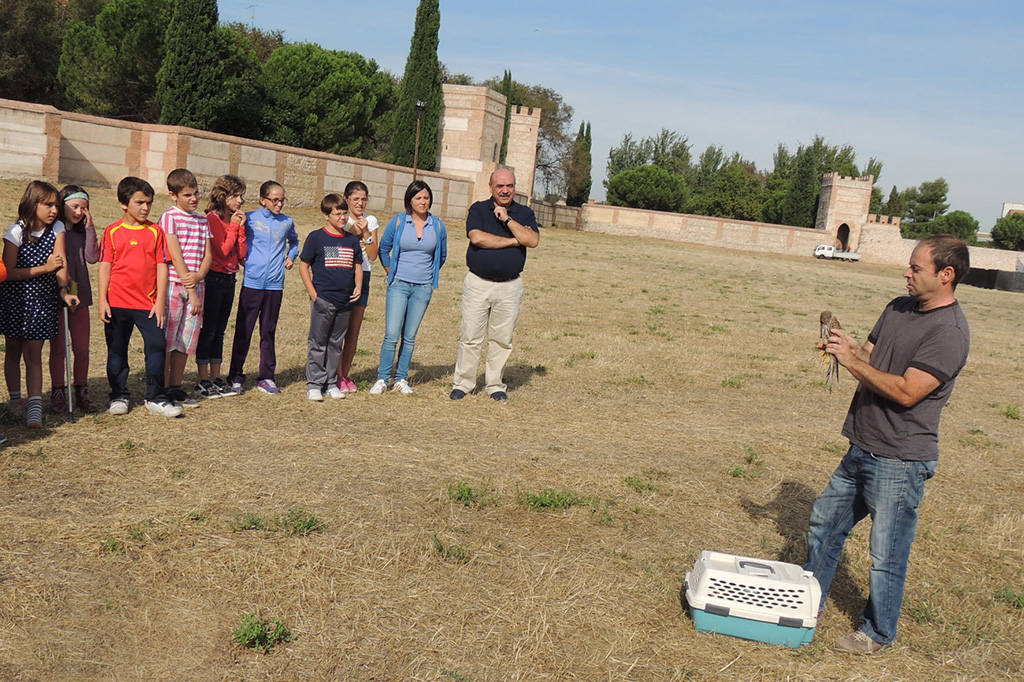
[450,168,540,401]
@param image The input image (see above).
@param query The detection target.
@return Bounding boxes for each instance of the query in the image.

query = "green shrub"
[519,488,589,510]
[274,507,325,536]
[232,614,292,652]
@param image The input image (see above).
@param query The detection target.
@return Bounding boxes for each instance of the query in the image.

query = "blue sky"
[219,1,1023,227]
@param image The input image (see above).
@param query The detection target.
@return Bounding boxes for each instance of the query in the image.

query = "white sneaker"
[325,385,345,399]
[108,398,129,415]
[369,379,388,395]
[307,388,324,402]
[394,379,414,395]
[144,398,183,417]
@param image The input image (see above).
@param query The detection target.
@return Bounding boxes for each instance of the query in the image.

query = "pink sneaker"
[341,376,357,393]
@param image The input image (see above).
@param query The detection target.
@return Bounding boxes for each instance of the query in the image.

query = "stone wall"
[580,203,824,257]
[859,218,1023,271]
[0,98,472,221]
[530,200,581,229]
[0,100,61,180]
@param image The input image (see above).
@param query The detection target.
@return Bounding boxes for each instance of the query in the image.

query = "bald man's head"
[490,169,516,207]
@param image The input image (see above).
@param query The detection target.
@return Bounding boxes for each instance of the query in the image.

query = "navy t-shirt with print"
[299,228,363,308]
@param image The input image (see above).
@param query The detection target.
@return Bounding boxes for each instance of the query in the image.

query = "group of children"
[2,170,381,434]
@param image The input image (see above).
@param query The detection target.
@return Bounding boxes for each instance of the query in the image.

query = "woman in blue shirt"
[370,181,447,395]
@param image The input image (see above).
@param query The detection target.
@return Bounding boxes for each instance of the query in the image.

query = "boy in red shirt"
[98,177,182,417]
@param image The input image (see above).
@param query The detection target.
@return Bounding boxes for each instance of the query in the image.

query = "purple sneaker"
[256,379,280,395]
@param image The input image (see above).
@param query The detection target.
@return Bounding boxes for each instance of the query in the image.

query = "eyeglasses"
[264,197,286,205]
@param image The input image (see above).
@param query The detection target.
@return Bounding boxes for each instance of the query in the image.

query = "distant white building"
[1001,202,1024,218]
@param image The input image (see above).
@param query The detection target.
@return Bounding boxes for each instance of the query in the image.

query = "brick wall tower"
[437,83,540,202]
[815,173,873,250]
[504,105,541,199]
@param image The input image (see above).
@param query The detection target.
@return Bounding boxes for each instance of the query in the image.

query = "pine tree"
[498,70,512,164]
[157,0,223,128]
[391,0,443,170]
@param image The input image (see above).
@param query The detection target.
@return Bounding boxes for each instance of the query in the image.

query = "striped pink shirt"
[159,206,211,285]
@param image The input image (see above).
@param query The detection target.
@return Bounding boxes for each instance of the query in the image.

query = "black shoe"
[168,387,200,408]
[449,389,466,400]
[195,380,223,399]
[490,391,508,401]
[213,378,238,396]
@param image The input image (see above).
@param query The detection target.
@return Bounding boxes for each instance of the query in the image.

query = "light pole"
[412,100,426,181]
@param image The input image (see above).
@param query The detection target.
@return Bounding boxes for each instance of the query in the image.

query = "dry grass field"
[0,179,1022,681]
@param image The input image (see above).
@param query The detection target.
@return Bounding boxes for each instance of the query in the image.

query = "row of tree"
[603,130,1019,249]
[2,0,587,198]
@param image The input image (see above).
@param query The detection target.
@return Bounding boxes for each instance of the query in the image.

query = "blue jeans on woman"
[377,280,433,382]
[804,444,937,645]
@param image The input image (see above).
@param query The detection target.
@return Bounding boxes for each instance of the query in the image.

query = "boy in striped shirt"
[159,169,212,408]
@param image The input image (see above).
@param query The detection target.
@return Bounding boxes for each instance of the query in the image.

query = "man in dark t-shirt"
[807,235,971,654]
[450,169,540,401]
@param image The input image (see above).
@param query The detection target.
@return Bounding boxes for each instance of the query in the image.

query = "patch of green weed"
[119,438,143,452]
[911,599,941,623]
[519,488,589,510]
[446,478,497,508]
[14,447,46,459]
[128,520,167,544]
[432,533,470,564]
[274,507,325,536]
[100,534,124,555]
[230,513,266,532]
[624,469,668,494]
[232,614,293,652]
[1003,403,1020,420]
[995,586,1024,609]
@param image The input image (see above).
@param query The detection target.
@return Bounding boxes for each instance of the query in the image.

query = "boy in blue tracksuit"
[227,181,298,395]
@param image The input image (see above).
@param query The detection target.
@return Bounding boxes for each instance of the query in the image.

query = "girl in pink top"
[195,175,248,397]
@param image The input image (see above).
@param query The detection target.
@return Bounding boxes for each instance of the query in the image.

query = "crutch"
[63,294,75,423]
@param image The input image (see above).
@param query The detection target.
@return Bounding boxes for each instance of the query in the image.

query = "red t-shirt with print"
[100,219,168,310]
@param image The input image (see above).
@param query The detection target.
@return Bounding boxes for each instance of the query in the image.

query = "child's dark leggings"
[195,271,236,366]
[228,287,283,384]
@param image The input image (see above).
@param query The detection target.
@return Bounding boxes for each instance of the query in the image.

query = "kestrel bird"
[820,311,841,393]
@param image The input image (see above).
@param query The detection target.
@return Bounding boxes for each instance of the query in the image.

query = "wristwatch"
[502,217,512,227]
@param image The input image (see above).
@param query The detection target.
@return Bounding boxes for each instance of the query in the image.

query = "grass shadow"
[741,479,865,623]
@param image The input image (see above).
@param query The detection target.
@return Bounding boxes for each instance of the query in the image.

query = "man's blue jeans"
[377,280,433,382]
[805,444,937,645]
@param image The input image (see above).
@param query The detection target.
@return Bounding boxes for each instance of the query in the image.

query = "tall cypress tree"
[391,0,442,170]
[565,121,593,206]
[780,145,819,228]
[157,0,223,128]
[498,70,512,163]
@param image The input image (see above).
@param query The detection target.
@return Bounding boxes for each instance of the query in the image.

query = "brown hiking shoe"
[74,385,98,413]
[51,386,68,414]
[836,630,885,654]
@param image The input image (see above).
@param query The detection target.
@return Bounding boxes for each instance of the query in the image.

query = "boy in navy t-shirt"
[299,194,363,401]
